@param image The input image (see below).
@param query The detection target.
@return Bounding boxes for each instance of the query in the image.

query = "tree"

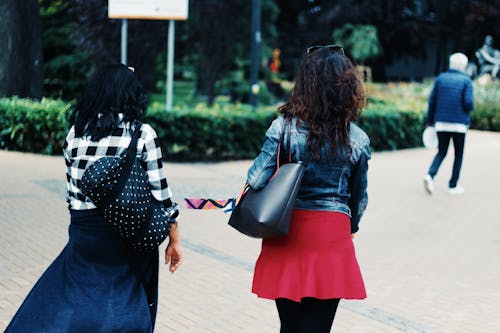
[178,0,279,104]
[273,0,500,79]
[45,0,278,104]
[0,0,43,98]
[39,0,91,99]
[332,24,382,64]
[71,0,169,93]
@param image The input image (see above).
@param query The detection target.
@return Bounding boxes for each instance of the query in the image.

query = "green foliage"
[366,82,428,112]
[1,81,498,160]
[152,80,279,111]
[176,0,280,104]
[470,83,500,131]
[332,24,382,64]
[39,0,91,99]
[216,73,280,105]
[366,81,500,133]
[471,102,500,131]
[151,81,199,107]
[0,97,70,154]
[146,105,276,161]
[0,96,277,160]
[359,107,424,151]
[0,96,427,159]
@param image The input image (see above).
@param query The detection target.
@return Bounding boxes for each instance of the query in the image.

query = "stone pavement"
[1,129,500,333]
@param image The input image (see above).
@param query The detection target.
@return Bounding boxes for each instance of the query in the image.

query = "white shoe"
[424,175,434,194]
[448,185,465,195]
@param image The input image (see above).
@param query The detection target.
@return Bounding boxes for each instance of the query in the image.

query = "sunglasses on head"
[306,45,344,55]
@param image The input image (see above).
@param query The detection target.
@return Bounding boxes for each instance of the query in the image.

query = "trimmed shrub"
[358,108,424,151]
[0,93,497,160]
[471,82,500,131]
[146,105,276,160]
[0,98,277,160]
[0,97,69,154]
[471,104,500,131]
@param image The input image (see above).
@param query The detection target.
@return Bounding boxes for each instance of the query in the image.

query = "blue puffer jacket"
[426,69,474,126]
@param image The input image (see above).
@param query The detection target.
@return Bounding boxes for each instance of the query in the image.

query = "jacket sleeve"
[462,79,474,113]
[140,124,178,220]
[348,143,370,233]
[426,80,439,125]
[246,117,282,190]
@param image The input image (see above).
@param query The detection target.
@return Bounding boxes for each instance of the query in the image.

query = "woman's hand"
[165,223,182,273]
[351,233,356,240]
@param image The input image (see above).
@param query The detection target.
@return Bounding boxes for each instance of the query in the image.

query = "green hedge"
[0,96,497,160]
[470,102,500,131]
[146,105,276,160]
[358,108,425,151]
[0,98,277,160]
[0,98,69,155]
[470,83,500,131]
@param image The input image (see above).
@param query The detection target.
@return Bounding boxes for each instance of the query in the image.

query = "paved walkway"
[1,130,500,332]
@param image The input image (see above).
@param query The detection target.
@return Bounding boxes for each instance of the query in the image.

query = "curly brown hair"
[279,47,366,161]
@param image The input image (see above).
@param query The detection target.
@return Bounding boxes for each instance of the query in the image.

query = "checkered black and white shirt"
[63,119,173,211]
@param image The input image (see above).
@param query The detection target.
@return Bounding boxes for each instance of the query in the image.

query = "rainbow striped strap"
[184,184,250,213]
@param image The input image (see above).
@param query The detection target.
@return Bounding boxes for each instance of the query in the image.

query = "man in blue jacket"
[424,52,474,195]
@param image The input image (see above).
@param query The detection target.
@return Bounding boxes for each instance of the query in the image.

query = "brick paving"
[1,129,500,332]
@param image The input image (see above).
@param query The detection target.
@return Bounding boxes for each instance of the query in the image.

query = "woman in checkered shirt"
[6,64,182,332]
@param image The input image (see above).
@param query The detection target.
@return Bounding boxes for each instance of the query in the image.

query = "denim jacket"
[247,115,371,233]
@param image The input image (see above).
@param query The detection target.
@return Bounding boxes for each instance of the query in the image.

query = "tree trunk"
[0,0,43,98]
[196,62,218,106]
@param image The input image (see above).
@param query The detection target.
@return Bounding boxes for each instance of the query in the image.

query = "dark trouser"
[428,131,465,188]
[275,298,340,333]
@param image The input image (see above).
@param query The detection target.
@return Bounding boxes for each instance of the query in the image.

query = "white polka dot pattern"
[80,124,173,252]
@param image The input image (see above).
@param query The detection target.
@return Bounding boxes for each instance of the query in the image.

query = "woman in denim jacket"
[249,45,370,332]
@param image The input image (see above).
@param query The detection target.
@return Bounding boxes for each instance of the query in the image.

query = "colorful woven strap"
[184,184,250,213]
[184,198,236,212]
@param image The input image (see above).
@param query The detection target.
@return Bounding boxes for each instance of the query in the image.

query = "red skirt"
[252,210,366,302]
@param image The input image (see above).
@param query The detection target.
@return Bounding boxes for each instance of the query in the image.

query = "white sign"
[108,0,189,20]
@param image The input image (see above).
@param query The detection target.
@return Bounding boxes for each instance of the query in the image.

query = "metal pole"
[250,0,261,112]
[121,19,128,65]
[166,20,175,111]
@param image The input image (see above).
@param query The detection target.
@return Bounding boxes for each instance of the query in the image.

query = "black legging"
[276,298,340,333]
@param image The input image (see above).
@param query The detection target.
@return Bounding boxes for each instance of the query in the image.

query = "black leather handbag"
[81,122,175,252]
[228,119,305,238]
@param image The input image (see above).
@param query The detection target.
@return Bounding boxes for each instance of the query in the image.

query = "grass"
[149,80,278,113]
[149,79,499,117]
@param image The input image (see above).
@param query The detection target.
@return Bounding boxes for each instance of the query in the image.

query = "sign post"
[120,19,128,65]
[108,1,189,111]
[166,20,175,111]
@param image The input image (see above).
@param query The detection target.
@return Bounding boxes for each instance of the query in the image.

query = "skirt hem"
[251,210,366,303]
[252,292,367,302]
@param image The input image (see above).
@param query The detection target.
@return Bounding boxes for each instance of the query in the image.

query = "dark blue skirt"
[6,209,159,333]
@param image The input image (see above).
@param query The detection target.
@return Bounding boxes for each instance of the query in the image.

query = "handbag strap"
[123,121,143,174]
[277,118,286,167]
[101,121,143,206]
[277,117,300,168]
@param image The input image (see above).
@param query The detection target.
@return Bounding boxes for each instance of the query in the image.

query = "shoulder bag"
[228,119,305,238]
[80,122,175,252]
